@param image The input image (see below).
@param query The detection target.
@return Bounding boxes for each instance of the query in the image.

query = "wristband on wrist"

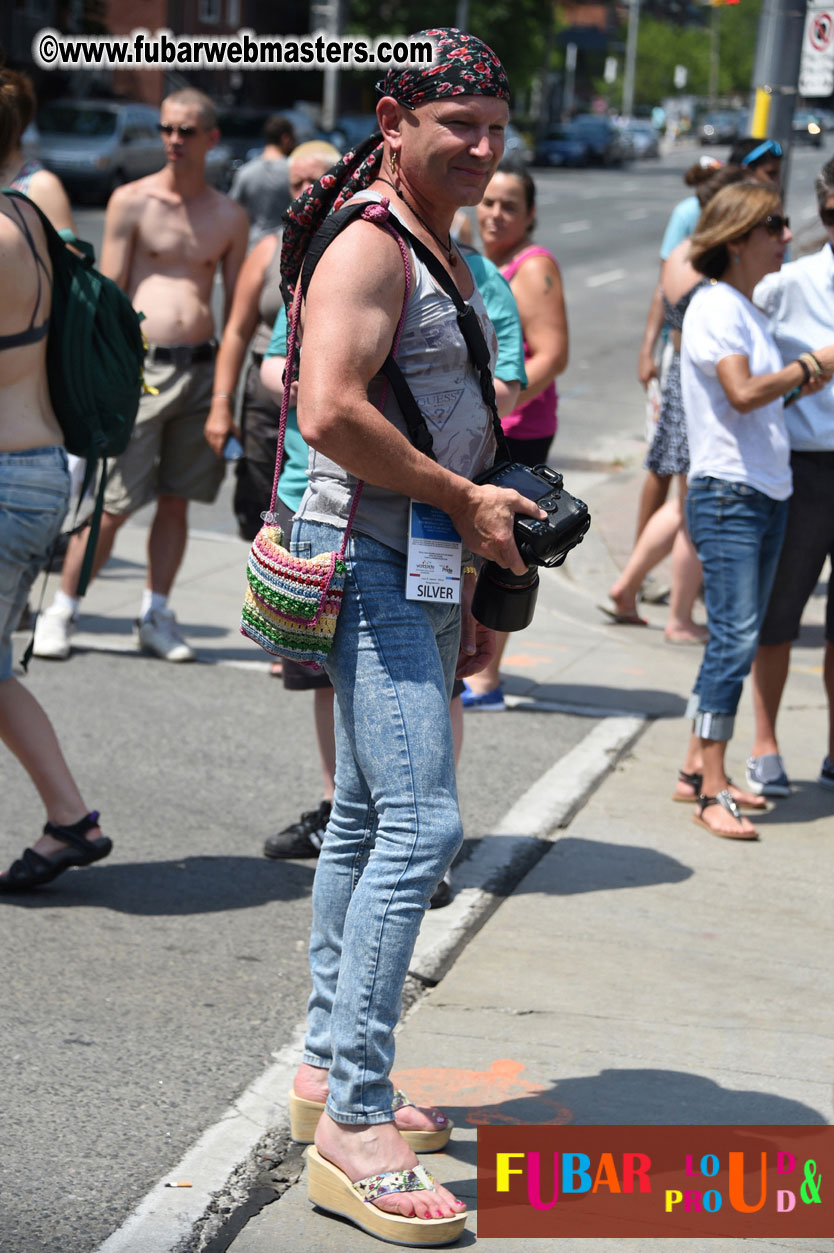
[799,352,822,379]
[807,352,824,376]
[462,565,478,577]
[795,357,811,385]
[212,392,233,401]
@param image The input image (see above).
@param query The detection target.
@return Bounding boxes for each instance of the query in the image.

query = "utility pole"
[456,0,470,30]
[749,0,807,196]
[621,0,640,118]
[312,0,343,130]
[708,4,720,107]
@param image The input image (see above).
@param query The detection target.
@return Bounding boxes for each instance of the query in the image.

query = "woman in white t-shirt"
[676,180,834,838]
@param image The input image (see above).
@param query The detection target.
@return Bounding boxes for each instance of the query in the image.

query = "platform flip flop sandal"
[289,1089,453,1152]
[306,1146,466,1246]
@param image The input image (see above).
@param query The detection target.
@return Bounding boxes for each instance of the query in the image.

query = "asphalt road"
[1,141,830,1252]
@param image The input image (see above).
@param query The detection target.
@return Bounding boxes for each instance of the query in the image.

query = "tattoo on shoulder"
[544,275,553,292]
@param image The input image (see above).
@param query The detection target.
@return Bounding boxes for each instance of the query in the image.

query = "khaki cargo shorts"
[103,353,225,516]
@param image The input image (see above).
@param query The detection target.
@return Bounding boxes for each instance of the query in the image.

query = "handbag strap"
[267,198,412,559]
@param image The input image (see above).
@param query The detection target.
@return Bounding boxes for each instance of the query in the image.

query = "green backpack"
[3,188,146,596]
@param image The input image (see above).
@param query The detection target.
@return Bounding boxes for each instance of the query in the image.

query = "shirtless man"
[33,89,249,662]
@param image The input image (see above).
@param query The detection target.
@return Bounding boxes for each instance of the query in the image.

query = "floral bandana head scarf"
[279,27,509,306]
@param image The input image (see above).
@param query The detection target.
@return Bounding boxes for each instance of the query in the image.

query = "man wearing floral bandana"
[283,29,545,1245]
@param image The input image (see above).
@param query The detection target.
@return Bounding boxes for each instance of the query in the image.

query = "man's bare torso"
[107,171,247,345]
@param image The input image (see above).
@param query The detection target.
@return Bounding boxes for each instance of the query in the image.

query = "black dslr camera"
[471,462,591,633]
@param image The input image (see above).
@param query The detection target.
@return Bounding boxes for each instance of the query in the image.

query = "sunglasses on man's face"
[758,214,790,236]
[157,123,199,138]
[820,206,834,227]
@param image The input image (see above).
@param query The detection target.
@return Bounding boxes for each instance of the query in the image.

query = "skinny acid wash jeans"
[685,476,789,742]
[291,520,463,1125]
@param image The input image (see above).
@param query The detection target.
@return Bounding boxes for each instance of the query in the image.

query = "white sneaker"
[32,605,76,659]
[136,609,195,662]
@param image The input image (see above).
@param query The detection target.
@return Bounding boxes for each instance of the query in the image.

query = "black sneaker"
[430,869,453,909]
[263,800,332,859]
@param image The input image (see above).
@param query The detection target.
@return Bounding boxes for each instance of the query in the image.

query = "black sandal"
[672,769,703,803]
[0,811,111,893]
[692,791,759,841]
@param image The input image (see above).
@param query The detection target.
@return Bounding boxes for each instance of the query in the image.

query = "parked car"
[621,118,660,159]
[792,110,823,146]
[36,100,166,203]
[569,114,631,166]
[810,106,834,132]
[533,122,589,168]
[698,109,743,145]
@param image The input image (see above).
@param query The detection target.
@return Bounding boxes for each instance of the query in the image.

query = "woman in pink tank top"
[463,161,570,710]
[477,159,569,467]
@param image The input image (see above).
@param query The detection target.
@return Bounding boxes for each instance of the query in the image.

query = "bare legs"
[751,639,834,763]
[609,493,705,641]
[313,687,336,803]
[0,677,102,868]
[58,493,189,600]
[635,470,670,541]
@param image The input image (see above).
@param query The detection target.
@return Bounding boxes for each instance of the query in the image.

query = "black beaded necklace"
[378,177,457,266]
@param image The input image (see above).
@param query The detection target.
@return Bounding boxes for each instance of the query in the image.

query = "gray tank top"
[251,232,284,357]
[297,193,497,555]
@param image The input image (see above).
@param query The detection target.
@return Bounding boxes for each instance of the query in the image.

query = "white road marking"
[625,208,648,220]
[585,267,627,287]
[561,219,591,234]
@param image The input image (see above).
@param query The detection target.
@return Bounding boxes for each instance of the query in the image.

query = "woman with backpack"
[0,108,111,892]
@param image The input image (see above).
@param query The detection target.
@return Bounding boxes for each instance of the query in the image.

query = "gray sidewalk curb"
[94,712,647,1253]
[408,714,646,985]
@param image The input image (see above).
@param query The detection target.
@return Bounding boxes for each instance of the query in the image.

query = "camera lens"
[471,562,539,632]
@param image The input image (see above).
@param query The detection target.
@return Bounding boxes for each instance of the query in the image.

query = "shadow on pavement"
[0,854,315,913]
[508,838,693,896]
[752,784,834,826]
[436,1070,827,1166]
[524,682,688,718]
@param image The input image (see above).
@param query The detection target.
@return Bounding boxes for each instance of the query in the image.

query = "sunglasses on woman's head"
[820,207,834,227]
[740,139,783,167]
[157,123,199,138]
[758,214,790,236]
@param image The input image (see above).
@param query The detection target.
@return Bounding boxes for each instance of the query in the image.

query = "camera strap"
[298,198,510,465]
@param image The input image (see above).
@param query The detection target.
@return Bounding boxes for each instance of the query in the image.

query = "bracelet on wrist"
[807,352,824,376]
[799,352,822,380]
[212,392,233,401]
[795,357,811,385]
[462,565,478,577]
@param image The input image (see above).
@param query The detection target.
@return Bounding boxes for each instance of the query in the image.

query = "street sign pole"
[750,0,807,199]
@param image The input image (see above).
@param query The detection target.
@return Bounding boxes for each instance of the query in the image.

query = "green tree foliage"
[629,1,761,104]
[346,0,547,97]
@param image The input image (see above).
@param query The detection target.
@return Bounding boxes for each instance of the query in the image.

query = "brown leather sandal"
[693,791,759,841]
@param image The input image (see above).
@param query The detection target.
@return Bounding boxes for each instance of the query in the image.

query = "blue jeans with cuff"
[292,520,462,1125]
[685,476,788,743]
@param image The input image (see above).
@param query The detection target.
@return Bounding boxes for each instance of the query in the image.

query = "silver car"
[37,100,166,203]
[36,99,232,203]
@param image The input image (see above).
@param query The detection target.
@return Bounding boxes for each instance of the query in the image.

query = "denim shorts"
[0,446,70,682]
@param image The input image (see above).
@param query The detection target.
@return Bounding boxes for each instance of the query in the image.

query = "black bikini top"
[0,193,51,350]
